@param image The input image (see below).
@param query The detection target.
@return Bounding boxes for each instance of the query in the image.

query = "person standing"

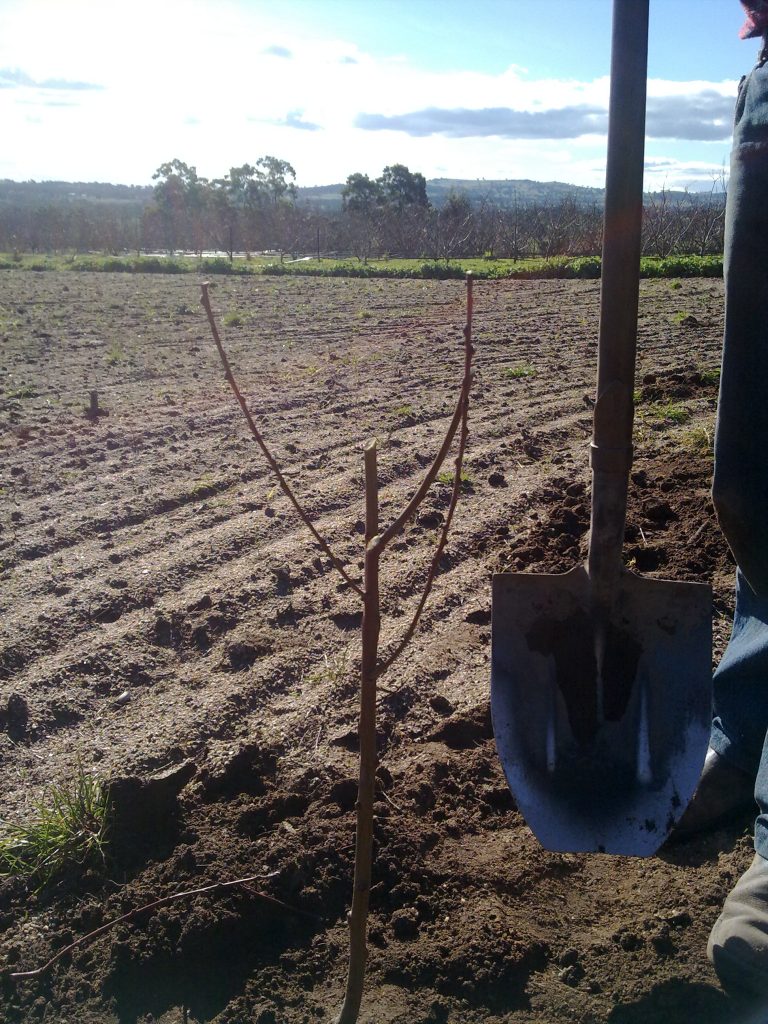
[678,0,768,1001]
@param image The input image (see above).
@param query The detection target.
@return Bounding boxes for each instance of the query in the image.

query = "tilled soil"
[0,271,754,1023]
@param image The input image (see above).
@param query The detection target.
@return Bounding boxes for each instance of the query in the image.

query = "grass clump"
[504,364,536,380]
[680,425,713,454]
[105,342,126,365]
[660,402,692,425]
[5,382,37,400]
[671,310,698,326]
[189,473,219,499]
[307,651,355,698]
[0,767,110,885]
[223,310,250,328]
[644,401,692,426]
[310,651,350,685]
[437,468,474,487]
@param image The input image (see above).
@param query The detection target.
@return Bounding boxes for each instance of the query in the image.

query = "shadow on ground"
[608,979,748,1024]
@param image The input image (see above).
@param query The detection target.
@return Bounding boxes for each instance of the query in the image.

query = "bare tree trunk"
[337,442,380,1024]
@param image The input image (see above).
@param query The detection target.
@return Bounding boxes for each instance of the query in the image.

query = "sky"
[0,0,761,192]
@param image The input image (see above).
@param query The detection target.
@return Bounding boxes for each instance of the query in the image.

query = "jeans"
[710,43,768,858]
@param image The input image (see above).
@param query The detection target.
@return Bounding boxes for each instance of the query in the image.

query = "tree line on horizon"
[0,156,727,262]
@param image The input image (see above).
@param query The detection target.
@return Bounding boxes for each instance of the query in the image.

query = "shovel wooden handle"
[588,0,649,598]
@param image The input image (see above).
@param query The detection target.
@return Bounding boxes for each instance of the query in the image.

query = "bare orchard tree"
[339,209,381,262]
[641,186,689,258]
[341,173,383,261]
[495,196,530,259]
[685,174,727,256]
[528,197,583,258]
[470,195,503,259]
[377,202,430,258]
[201,277,475,1024]
[424,190,474,262]
[574,200,604,256]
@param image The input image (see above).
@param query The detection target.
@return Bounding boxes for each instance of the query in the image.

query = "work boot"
[671,747,755,842]
[709,853,768,1002]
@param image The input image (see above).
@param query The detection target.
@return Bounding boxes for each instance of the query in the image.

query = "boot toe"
[709,853,768,1000]
[672,747,754,842]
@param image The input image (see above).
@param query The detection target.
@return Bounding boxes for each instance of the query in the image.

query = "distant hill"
[295,177,723,211]
[291,178,721,211]
[0,179,152,207]
[0,177,720,212]
[428,177,606,207]
[296,178,609,211]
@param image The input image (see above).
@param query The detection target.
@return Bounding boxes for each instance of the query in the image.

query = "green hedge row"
[0,253,724,280]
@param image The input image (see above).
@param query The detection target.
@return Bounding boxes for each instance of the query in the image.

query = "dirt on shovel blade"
[0,270,745,1023]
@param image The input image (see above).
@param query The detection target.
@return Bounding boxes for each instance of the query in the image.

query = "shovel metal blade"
[491,565,712,856]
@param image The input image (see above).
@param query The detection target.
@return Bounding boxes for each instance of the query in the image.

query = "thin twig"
[10,873,310,981]
[200,283,363,597]
[688,521,706,545]
[375,397,464,550]
[376,278,479,552]
[374,277,474,552]
[376,275,474,677]
[379,789,404,813]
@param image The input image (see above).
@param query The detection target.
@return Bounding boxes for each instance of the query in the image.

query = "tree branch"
[200,282,363,597]
[375,275,474,675]
[374,277,474,552]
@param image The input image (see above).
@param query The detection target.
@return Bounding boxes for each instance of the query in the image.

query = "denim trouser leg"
[710,51,768,858]
[711,571,768,774]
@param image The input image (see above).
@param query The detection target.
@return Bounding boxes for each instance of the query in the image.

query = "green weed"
[672,311,690,324]
[680,425,713,454]
[5,383,36,400]
[0,766,110,885]
[308,651,352,694]
[223,310,249,328]
[654,402,692,425]
[701,367,721,386]
[105,342,125,365]
[665,403,692,425]
[437,468,473,487]
[504,364,536,380]
[190,474,217,498]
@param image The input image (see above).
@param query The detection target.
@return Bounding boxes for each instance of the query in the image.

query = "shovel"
[490,0,712,856]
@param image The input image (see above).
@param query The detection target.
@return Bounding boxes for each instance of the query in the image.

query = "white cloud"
[0,0,739,188]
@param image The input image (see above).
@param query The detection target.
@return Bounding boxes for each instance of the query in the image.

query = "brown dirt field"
[0,270,755,1023]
